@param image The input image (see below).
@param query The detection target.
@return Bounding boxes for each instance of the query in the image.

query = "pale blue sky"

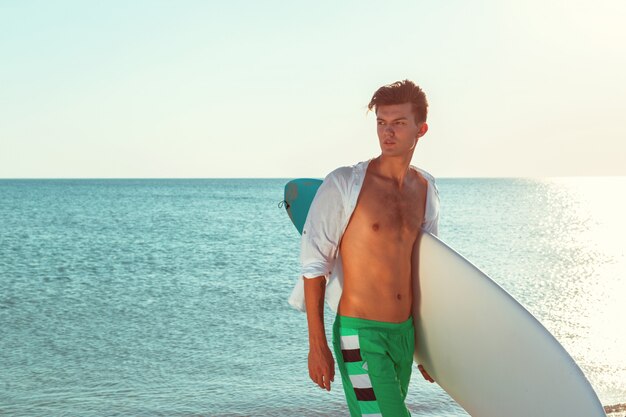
[1,1,624,178]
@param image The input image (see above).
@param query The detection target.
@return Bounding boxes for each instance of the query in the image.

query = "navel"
[372,223,380,231]
[396,293,402,301]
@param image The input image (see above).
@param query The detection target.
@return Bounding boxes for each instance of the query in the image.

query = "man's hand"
[303,277,334,390]
[308,343,335,391]
[418,364,435,383]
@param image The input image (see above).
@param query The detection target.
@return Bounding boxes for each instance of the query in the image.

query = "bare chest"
[349,175,427,241]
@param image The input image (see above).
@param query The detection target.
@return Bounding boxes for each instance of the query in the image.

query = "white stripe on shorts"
[340,335,360,350]
[349,373,373,389]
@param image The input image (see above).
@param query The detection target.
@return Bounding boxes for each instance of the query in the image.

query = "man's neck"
[372,154,413,187]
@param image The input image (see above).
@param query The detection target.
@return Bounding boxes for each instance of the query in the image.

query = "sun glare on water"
[545,177,626,405]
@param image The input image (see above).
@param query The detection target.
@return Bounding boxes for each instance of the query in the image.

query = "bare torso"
[338,161,427,323]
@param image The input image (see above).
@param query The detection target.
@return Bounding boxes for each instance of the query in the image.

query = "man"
[288,80,440,416]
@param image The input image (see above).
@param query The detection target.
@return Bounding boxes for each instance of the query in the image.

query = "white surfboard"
[413,232,606,417]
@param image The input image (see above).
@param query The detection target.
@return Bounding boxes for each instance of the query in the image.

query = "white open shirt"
[288,159,440,313]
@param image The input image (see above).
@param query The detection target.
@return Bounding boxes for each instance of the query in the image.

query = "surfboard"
[283,178,606,417]
[283,178,322,235]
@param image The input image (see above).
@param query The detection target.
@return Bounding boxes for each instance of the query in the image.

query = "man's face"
[376,103,427,157]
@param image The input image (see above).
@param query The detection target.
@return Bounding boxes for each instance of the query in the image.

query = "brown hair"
[367,79,428,124]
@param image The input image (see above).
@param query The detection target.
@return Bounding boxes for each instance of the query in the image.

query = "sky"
[1,0,625,178]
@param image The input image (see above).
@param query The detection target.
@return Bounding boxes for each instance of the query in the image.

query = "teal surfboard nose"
[283,178,323,235]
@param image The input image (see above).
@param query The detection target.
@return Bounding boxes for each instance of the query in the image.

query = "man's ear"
[417,122,428,138]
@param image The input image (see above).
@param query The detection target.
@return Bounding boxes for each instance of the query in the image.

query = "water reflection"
[543,177,626,405]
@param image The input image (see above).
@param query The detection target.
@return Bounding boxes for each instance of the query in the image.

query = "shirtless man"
[289,80,439,416]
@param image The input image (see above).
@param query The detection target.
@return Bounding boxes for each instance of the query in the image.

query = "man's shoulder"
[410,165,437,184]
[410,165,440,225]
[324,160,369,183]
[326,166,353,180]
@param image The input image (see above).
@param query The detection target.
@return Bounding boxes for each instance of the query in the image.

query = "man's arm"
[304,276,335,391]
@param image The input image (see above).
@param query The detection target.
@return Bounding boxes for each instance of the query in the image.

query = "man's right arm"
[299,168,350,390]
[304,276,335,391]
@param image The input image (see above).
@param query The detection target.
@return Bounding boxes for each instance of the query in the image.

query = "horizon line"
[2,175,626,181]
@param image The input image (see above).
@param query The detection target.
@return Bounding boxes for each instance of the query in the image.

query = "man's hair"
[367,80,428,124]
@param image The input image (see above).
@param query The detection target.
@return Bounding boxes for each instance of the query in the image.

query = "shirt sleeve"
[300,169,347,280]
[421,174,441,236]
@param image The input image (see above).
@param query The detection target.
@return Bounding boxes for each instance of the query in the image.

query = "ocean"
[1,177,625,416]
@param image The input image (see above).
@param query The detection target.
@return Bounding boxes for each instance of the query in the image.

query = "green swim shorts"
[332,315,415,417]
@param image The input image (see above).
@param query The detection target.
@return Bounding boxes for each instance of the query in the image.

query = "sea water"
[1,178,625,416]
